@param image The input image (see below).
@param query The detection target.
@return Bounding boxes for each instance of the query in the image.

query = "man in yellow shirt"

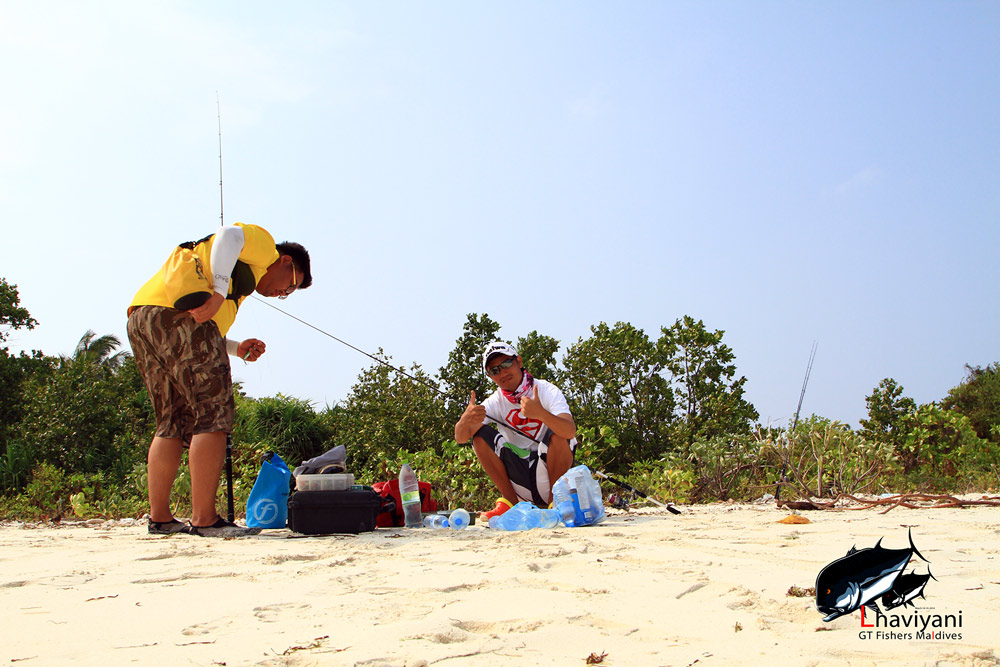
[127,223,312,537]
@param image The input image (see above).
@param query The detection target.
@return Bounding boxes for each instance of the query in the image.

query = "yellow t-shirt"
[129,222,279,337]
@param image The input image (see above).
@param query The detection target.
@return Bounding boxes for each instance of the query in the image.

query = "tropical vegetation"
[1,276,997,520]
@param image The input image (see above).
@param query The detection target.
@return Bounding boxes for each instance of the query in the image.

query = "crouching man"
[454,342,576,521]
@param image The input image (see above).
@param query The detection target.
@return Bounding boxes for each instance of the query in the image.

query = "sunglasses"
[278,264,297,300]
[486,357,517,377]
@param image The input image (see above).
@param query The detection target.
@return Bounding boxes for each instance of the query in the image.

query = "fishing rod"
[774,341,817,502]
[594,471,682,514]
[217,92,235,522]
[217,91,225,227]
[251,297,680,514]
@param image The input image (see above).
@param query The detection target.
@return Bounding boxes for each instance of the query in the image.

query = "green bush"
[235,393,334,468]
[621,458,696,505]
[892,404,999,492]
[7,356,152,490]
[776,417,895,498]
[685,433,774,502]
[0,461,146,520]
[0,438,34,491]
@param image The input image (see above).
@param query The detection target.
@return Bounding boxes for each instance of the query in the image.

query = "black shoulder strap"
[178,235,256,302]
[228,261,255,301]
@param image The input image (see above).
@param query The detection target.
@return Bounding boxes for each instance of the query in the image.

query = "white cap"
[482,341,518,374]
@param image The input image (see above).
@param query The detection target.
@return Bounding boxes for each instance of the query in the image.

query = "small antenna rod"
[775,341,818,502]
[791,341,818,431]
[216,92,224,226]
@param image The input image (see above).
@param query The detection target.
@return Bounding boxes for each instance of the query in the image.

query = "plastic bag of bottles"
[551,464,606,527]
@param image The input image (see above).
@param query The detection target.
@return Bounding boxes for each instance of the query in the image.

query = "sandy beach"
[2,500,998,667]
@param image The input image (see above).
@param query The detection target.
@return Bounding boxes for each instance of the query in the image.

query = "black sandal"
[148,518,189,535]
[187,516,261,538]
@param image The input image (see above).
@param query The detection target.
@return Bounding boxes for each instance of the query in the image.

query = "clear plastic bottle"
[489,502,529,530]
[581,469,606,524]
[535,508,561,528]
[423,514,448,529]
[399,462,423,528]
[489,502,560,531]
[553,479,577,527]
[448,508,470,530]
[575,472,596,524]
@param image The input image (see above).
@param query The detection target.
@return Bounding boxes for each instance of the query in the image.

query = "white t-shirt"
[481,378,576,451]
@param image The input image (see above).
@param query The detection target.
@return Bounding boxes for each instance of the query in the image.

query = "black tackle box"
[287,486,394,535]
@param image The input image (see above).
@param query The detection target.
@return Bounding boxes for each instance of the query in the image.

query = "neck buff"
[501,370,534,404]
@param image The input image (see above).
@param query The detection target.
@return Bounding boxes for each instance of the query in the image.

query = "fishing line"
[248,297,532,437]
[249,295,450,399]
[217,92,225,226]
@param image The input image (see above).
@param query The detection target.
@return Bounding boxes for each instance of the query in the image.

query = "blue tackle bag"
[246,452,290,529]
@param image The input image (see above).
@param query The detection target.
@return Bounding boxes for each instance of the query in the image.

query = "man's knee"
[546,435,574,461]
[471,435,498,459]
[545,436,574,486]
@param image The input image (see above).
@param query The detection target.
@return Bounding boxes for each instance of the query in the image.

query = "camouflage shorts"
[127,306,234,442]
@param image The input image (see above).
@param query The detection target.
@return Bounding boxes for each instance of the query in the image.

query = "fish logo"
[881,569,936,611]
[815,530,929,622]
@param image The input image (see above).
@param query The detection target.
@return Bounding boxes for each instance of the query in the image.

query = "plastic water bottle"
[553,480,577,527]
[423,514,448,529]
[448,508,470,530]
[399,463,423,528]
[535,508,561,528]
[489,502,561,531]
[489,502,531,530]
[576,474,597,524]
[570,486,586,526]
[583,470,606,524]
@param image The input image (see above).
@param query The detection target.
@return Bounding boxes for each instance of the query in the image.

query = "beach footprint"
[410,627,472,645]
[451,619,546,637]
[181,617,232,636]
[254,601,312,623]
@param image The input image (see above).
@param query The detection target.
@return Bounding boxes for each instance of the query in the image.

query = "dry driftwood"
[775,499,836,511]
[837,493,1000,514]
[775,493,1000,514]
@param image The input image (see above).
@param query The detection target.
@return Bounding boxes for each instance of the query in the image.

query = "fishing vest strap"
[179,235,255,303]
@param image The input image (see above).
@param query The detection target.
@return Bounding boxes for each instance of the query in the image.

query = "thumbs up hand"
[459,389,487,430]
[519,385,546,421]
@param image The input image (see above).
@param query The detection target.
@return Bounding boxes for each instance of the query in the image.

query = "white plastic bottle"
[423,514,448,529]
[399,463,423,528]
[448,508,470,530]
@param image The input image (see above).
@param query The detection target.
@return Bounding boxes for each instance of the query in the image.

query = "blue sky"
[1,2,997,428]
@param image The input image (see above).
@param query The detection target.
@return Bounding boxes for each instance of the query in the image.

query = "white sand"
[2,501,998,666]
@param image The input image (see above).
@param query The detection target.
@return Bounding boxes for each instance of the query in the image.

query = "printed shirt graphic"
[481,378,576,452]
[129,223,279,336]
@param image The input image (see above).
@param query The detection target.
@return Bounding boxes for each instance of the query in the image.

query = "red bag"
[372,479,438,527]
